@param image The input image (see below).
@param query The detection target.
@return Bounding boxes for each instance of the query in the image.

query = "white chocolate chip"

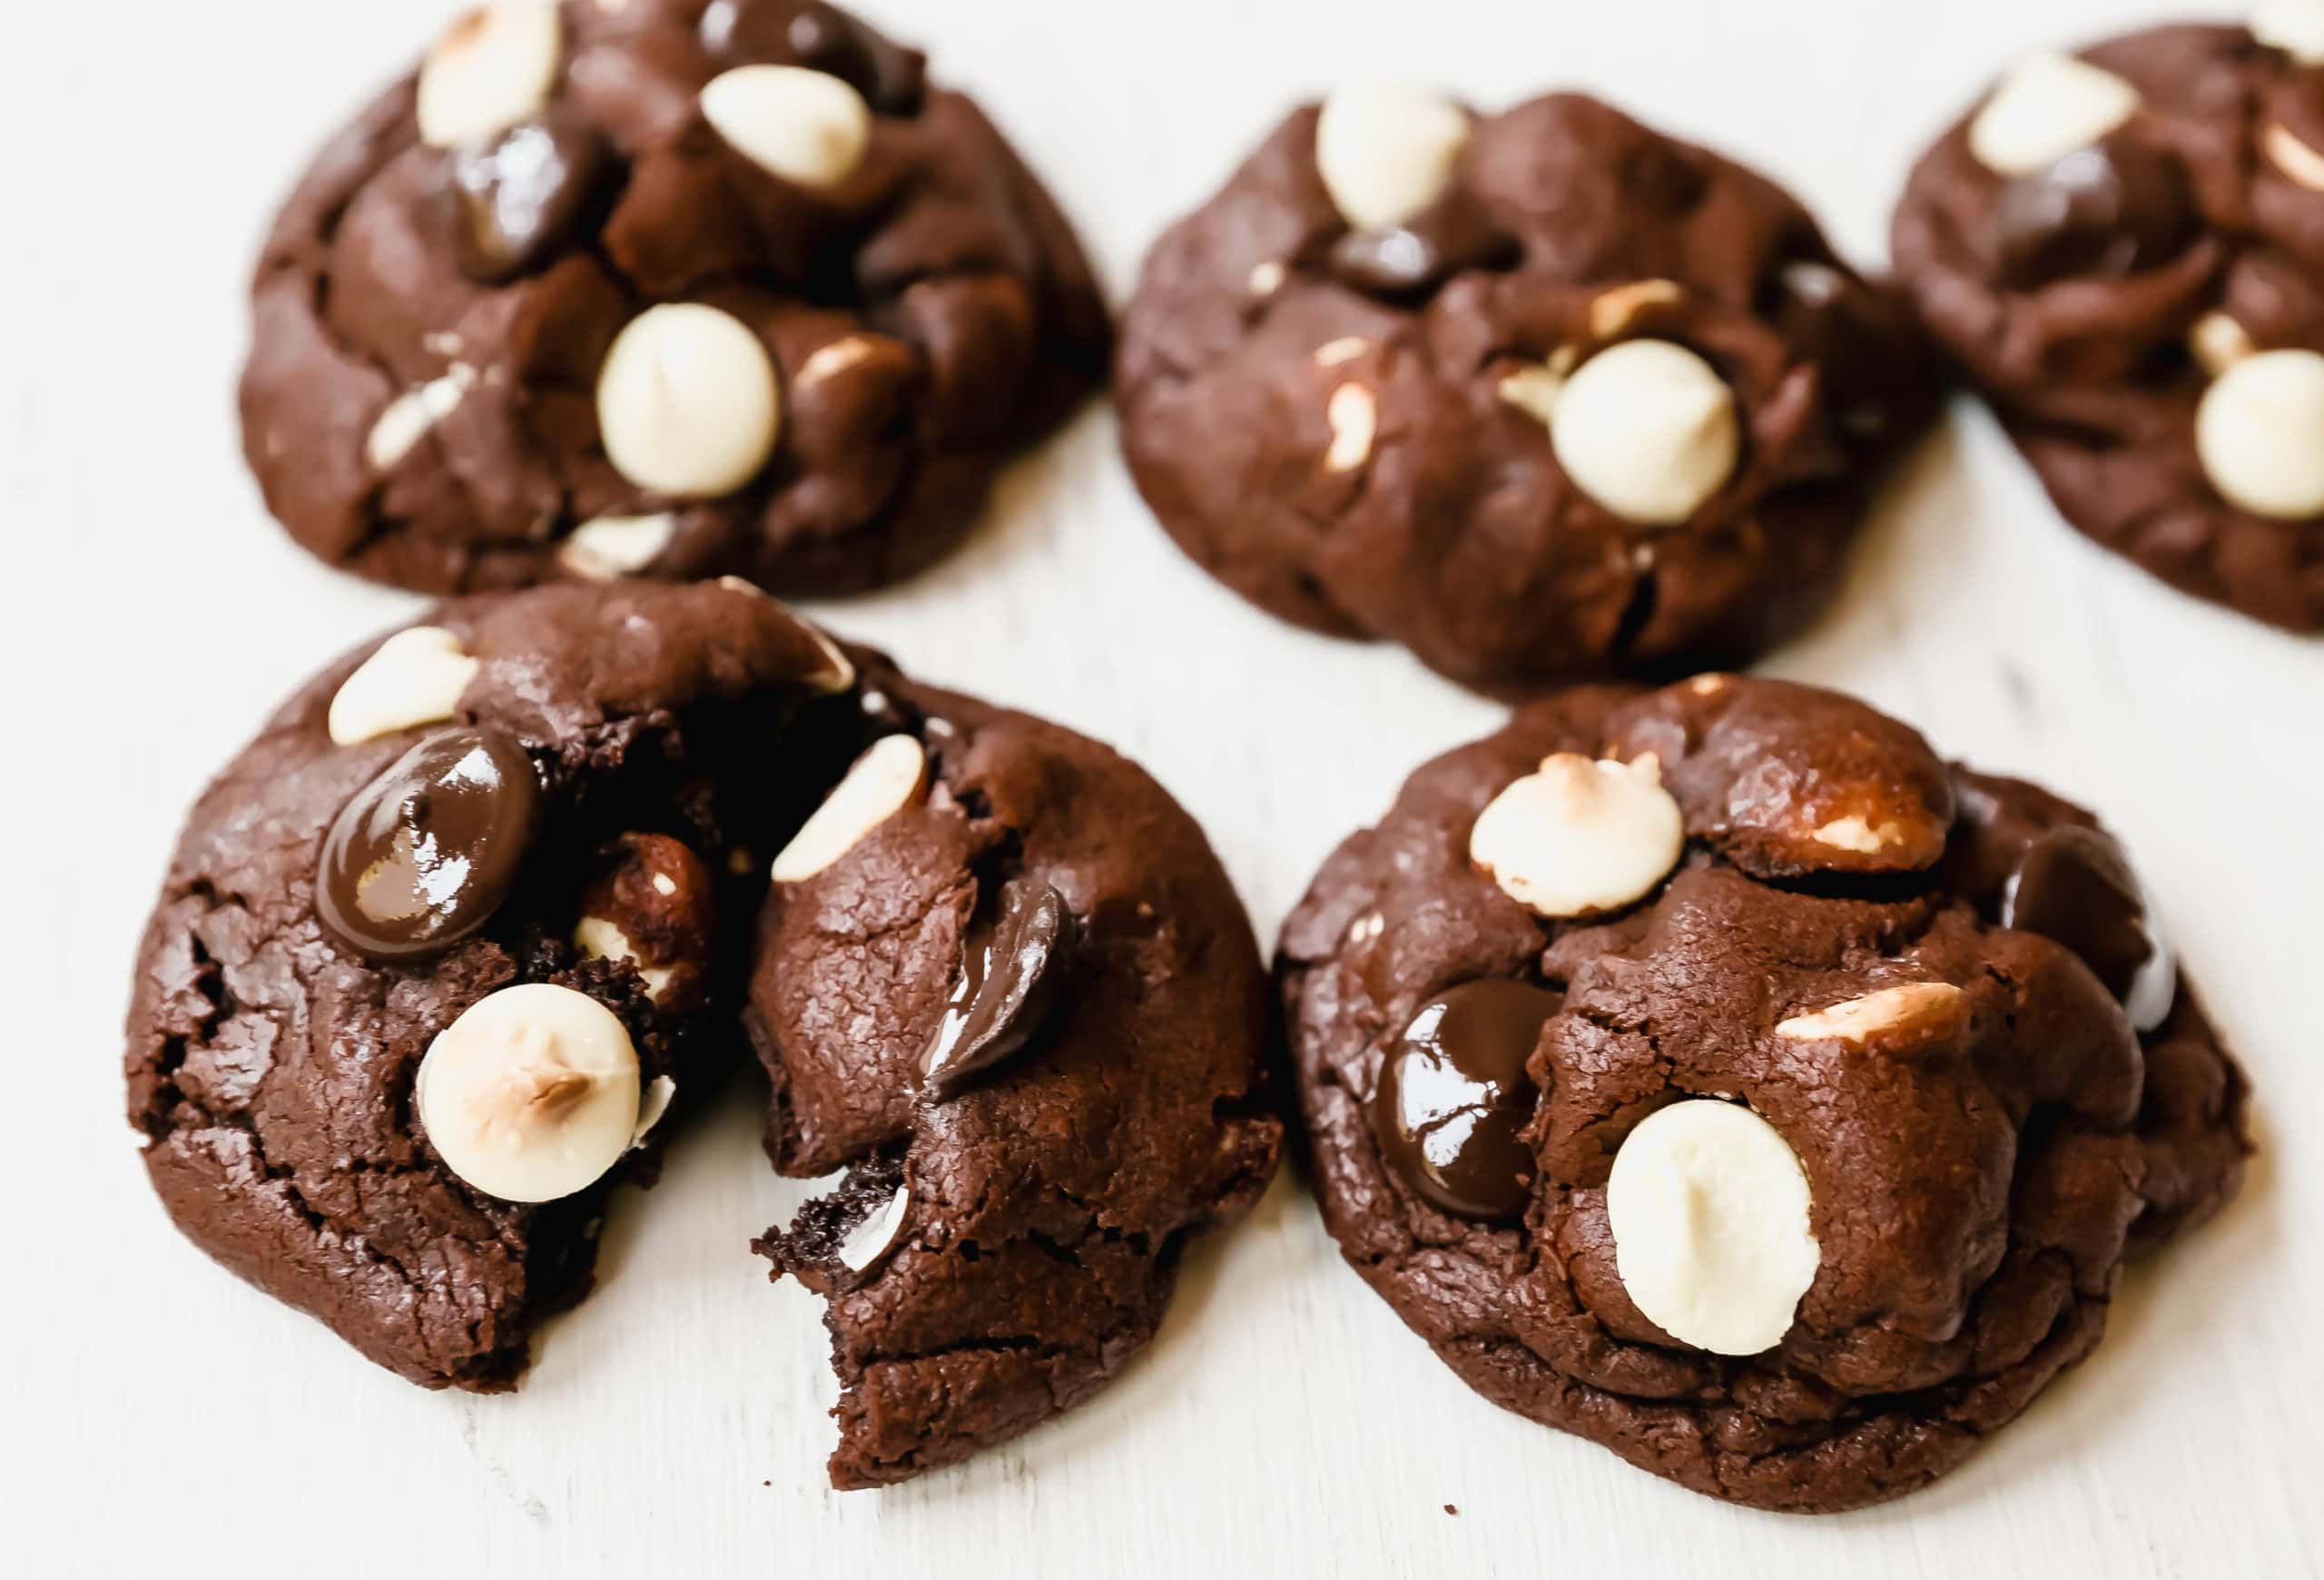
[365,364,477,470]
[596,304,782,498]
[796,335,877,389]
[772,735,929,882]
[1315,83,1470,232]
[1810,814,1910,854]
[1548,340,1738,527]
[2263,121,2324,191]
[701,65,871,190]
[838,1185,911,1273]
[1607,1100,1820,1355]
[558,513,676,579]
[2255,0,2324,64]
[327,627,479,746]
[573,916,675,1002]
[1967,53,2141,178]
[2189,311,2257,377]
[1248,261,1286,296]
[1470,754,1685,918]
[2197,348,2324,518]
[1496,361,1566,427]
[1324,382,1377,473]
[630,1074,676,1148]
[417,3,563,149]
[415,983,644,1203]
[1776,983,1968,1044]
[1589,279,1684,341]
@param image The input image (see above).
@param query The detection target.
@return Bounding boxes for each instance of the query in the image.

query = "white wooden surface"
[6,1,2320,1574]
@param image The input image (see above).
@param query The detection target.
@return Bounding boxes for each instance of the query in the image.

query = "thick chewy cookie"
[1118,89,1937,693]
[126,581,850,1387]
[241,0,1108,597]
[1893,14,2324,628]
[1279,676,2250,1511]
[750,663,1284,1487]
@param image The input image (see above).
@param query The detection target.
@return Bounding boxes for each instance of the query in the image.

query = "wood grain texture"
[5,1,2318,1575]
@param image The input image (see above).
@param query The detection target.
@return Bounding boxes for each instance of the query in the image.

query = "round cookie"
[125,580,852,1388]
[1893,16,2324,629]
[750,659,1285,1488]
[1277,676,2251,1512]
[1117,90,1938,693]
[241,0,1108,597]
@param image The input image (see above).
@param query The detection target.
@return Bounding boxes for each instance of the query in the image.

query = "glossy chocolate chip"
[448,109,615,283]
[318,726,540,962]
[1992,138,2192,291]
[2002,824,2175,1031]
[921,881,1078,1099]
[1769,259,1917,441]
[1372,979,1557,1220]
[1327,191,1515,298]
[699,0,925,113]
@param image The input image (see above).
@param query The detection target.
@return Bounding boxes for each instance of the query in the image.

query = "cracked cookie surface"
[125,581,849,1387]
[752,659,1284,1487]
[241,0,1108,597]
[1116,93,1937,694]
[1893,22,2324,628]
[1277,676,2250,1511]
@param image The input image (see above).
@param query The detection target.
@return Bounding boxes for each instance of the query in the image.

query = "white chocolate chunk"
[2255,0,2324,64]
[838,1185,911,1273]
[1548,341,1738,527]
[1315,83,1470,232]
[416,983,644,1203]
[573,916,675,1002]
[1967,53,2141,178]
[327,627,479,746]
[1810,814,1911,854]
[1607,1100,1820,1355]
[366,364,477,470]
[1496,361,1566,427]
[2197,348,2324,518]
[630,1075,676,1148]
[1776,983,1968,1045]
[1324,383,1377,473]
[701,65,871,189]
[1470,754,1684,918]
[2263,121,2324,191]
[772,735,929,882]
[1589,279,1684,341]
[2189,311,2257,377]
[558,513,676,579]
[597,304,782,498]
[418,3,563,149]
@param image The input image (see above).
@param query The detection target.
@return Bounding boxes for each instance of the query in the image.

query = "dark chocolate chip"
[921,881,1078,1099]
[699,0,926,114]
[2002,824,2173,1030]
[448,110,615,283]
[1372,979,1557,1220]
[1770,259,1918,441]
[1327,191,1516,298]
[1992,138,2192,291]
[318,726,540,962]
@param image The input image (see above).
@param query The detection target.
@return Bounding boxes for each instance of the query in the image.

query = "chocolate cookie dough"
[1118,89,1937,693]
[1893,13,2324,628]
[125,581,850,1388]
[751,662,1283,1487]
[241,0,1108,597]
[1279,676,2250,1511]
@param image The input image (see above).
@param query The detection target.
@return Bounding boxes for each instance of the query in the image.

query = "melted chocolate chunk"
[448,110,615,283]
[699,0,926,113]
[318,726,540,961]
[1327,192,1516,298]
[1372,979,1557,1220]
[1992,138,2193,291]
[921,881,1078,1099]
[2002,824,2173,1030]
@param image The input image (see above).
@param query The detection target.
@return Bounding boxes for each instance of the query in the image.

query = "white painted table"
[8,2,2319,1574]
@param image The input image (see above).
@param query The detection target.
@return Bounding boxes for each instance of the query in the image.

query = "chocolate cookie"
[1278,676,2250,1512]
[241,0,1108,597]
[1117,89,1937,693]
[750,663,1284,1487]
[125,580,851,1388]
[1893,16,2324,628]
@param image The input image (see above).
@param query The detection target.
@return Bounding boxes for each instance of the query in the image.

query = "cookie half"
[241,0,1108,597]
[751,660,1284,1487]
[1118,90,1937,692]
[1893,19,2324,628]
[1278,675,2250,1511]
